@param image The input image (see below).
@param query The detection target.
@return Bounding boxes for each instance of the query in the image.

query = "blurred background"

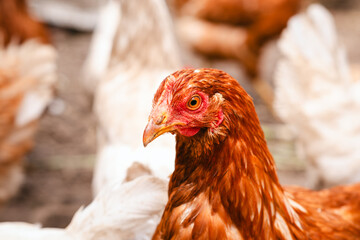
[0,0,359,230]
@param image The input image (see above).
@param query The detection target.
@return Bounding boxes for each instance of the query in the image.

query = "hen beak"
[143,114,178,147]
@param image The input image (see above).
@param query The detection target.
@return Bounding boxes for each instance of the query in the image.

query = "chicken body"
[144,68,360,239]
[0,176,168,240]
[0,0,54,203]
[0,40,57,202]
[88,0,181,195]
[275,4,360,188]
[172,0,300,77]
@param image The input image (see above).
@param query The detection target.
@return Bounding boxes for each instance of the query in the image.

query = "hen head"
[143,68,259,147]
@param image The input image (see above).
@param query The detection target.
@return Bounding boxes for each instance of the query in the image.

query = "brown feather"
[171,0,300,77]
[148,68,360,239]
[0,0,50,46]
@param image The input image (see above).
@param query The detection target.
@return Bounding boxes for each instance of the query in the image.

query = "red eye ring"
[187,94,202,110]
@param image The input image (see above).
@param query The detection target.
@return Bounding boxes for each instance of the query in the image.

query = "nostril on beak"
[155,115,166,125]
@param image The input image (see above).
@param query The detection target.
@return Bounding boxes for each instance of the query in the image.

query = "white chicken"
[84,0,181,195]
[0,175,168,240]
[0,40,57,202]
[274,4,360,188]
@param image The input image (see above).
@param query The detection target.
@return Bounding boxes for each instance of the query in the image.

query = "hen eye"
[187,94,201,110]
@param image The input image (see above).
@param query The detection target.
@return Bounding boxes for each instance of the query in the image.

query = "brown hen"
[144,68,360,239]
[172,0,300,76]
[0,0,50,46]
[0,0,54,203]
[0,41,57,203]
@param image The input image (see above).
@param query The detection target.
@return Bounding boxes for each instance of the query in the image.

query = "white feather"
[90,0,181,195]
[28,0,101,31]
[0,176,167,240]
[68,176,168,240]
[274,4,360,187]
[82,0,121,92]
[0,223,71,240]
[93,143,174,193]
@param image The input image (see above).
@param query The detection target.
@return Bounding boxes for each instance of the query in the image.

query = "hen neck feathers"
[167,99,306,239]
[153,69,360,239]
[171,94,277,191]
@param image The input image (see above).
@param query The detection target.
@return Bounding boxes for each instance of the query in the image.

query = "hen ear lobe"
[210,93,224,107]
[208,93,225,128]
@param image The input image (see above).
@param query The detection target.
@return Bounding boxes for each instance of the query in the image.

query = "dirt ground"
[0,0,360,229]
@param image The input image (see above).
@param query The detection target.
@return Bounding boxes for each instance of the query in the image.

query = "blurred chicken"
[84,0,181,195]
[0,0,50,46]
[0,40,57,202]
[172,0,300,76]
[274,4,360,188]
[0,175,168,240]
[82,0,122,93]
[171,0,300,110]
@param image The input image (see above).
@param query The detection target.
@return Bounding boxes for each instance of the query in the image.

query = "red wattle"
[178,127,201,137]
